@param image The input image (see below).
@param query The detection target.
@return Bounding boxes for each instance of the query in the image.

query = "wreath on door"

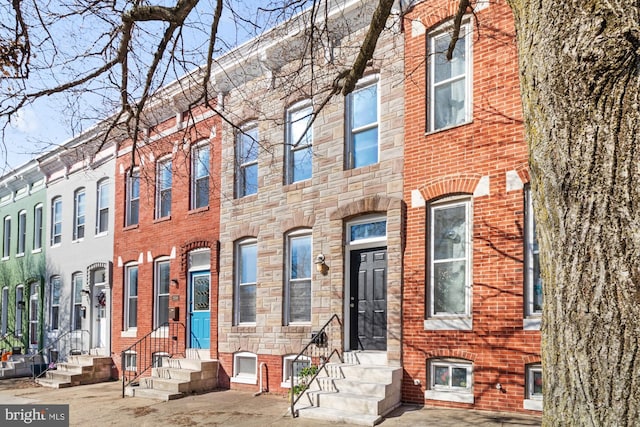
[96,291,106,307]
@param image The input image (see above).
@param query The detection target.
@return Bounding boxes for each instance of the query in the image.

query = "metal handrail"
[29,329,91,380]
[121,322,185,398]
[290,314,342,418]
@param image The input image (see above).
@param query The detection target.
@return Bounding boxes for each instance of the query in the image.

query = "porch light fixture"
[171,278,179,288]
[314,254,329,275]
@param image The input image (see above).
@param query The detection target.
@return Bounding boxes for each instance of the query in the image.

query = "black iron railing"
[30,328,90,380]
[121,322,185,398]
[290,314,342,418]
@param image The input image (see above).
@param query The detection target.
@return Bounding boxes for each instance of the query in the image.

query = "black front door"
[350,247,387,351]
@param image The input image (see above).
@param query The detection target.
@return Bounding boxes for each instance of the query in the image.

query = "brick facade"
[111,107,221,372]
[401,0,541,414]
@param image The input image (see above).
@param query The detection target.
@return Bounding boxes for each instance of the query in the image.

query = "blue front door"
[190,272,211,349]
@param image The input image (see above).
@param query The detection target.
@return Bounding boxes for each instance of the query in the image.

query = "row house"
[401,0,541,415]
[0,161,47,357]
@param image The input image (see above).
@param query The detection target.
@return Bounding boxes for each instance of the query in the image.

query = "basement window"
[232,351,257,385]
[425,358,474,404]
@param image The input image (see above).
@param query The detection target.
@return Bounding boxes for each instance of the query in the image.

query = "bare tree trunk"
[507,1,640,425]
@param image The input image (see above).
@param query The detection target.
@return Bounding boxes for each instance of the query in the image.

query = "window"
[124,264,138,330]
[156,158,172,218]
[524,364,543,411]
[154,259,170,328]
[236,125,258,197]
[124,351,137,372]
[72,273,83,330]
[1,287,8,335]
[232,351,257,384]
[15,285,23,336]
[51,197,62,245]
[428,21,472,132]
[426,359,474,404]
[29,283,38,345]
[235,240,257,325]
[17,211,26,255]
[2,216,11,258]
[96,179,109,234]
[428,198,471,318]
[50,276,61,330]
[346,77,379,169]
[191,143,210,209]
[73,188,86,240]
[525,187,542,320]
[33,204,43,250]
[286,103,313,184]
[282,355,311,388]
[126,170,140,226]
[152,352,169,368]
[285,232,312,324]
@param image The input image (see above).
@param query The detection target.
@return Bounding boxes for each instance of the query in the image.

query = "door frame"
[343,215,387,351]
[188,270,211,349]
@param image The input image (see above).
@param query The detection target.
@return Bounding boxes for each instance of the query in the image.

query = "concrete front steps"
[125,349,219,401]
[294,351,402,426]
[0,354,45,379]
[36,355,113,388]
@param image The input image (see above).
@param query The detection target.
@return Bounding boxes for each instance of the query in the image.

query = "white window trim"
[124,264,138,331]
[286,101,313,184]
[524,364,543,411]
[155,157,172,219]
[285,230,312,325]
[15,285,24,336]
[51,197,62,247]
[190,142,210,210]
[16,210,26,256]
[50,276,61,331]
[124,350,137,372]
[234,239,257,326]
[425,359,474,404]
[427,19,473,133]
[73,188,86,241]
[126,169,140,226]
[524,187,542,330]
[236,124,259,198]
[232,351,257,384]
[346,215,387,246]
[281,354,311,388]
[426,197,472,330]
[72,273,83,331]
[346,75,380,169]
[33,204,43,252]
[1,286,8,335]
[96,179,109,235]
[2,215,11,259]
[153,258,171,330]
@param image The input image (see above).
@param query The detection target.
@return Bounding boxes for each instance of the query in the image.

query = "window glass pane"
[99,182,109,207]
[131,174,140,199]
[195,178,209,208]
[237,356,256,376]
[195,146,210,179]
[291,236,311,280]
[239,284,256,323]
[34,206,42,249]
[193,275,210,311]
[52,279,61,305]
[434,366,449,387]
[128,299,137,328]
[189,250,210,269]
[351,85,377,129]
[290,107,312,148]
[289,281,311,323]
[434,79,466,130]
[434,33,466,83]
[451,367,468,388]
[433,261,466,314]
[157,295,169,325]
[240,128,259,162]
[129,267,138,296]
[350,220,386,242]
[433,205,466,260]
[353,128,379,168]
[292,147,312,182]
[532,370,543,396]
[158,262,170,294]
[240,245,257,283]
[241,164,258,196]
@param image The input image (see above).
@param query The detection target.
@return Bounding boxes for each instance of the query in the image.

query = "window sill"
[72,238,85,244]
[523,317,541,331]
[123,224,139,231]
[188,206,210,215]
[425,389,474,404]
[95,232,109,238]
[16,253,24,258]
[523,399,543,411]
[424,317,472,331]
[231,325,256,333]
[0,257,8,262]
[51,243,61,249]
[231,376,257,385]
[121,329,137,338]
[153,216,171,224]
[283,179,311,192]
[31,248,42,254]
[234,193,258,202]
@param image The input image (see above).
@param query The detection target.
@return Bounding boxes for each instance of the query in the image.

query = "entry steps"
[0,354,46,379]
[36,355,113,388]
[125,349,218,401]
[294,351,402,426]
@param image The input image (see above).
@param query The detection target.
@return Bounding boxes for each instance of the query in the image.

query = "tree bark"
[507,1,640,425]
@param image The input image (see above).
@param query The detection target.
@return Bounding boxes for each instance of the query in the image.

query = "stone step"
[125,385,183,401]
[142,377,190,393]
[324,363,399,384]
[152,366,200,381]
[295,406,381,427]
[35,377,73,389]
[305,390,394,416]
[343,351,388,366]
[166,358,218,373]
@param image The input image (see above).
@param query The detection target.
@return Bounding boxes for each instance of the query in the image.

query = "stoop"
[125,351,219,401]
[36,355,113,389]
[294,351,402,426]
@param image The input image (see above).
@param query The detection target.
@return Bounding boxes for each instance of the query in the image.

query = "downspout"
[254,362,267,396]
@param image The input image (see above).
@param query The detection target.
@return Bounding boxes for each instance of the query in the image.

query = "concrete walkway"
[0,378,542,426]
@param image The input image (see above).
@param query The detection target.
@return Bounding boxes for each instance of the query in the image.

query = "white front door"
[92,285,109,353]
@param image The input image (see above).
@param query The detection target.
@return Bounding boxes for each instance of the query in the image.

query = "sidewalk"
[0,378,542,426]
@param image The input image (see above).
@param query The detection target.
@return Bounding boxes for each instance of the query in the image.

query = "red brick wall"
[111,112,221,374]
[402,1,541,414]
